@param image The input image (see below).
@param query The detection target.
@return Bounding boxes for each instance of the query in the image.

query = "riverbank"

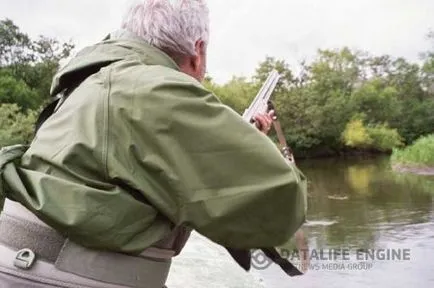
[391,135,434,175]
[392,164,434,176]
[293,147,389,160]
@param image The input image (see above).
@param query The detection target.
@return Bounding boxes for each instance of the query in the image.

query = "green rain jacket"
[0,31,308,255]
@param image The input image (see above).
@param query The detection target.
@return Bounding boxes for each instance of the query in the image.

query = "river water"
[167,156,434,287]
[255,156,434,287]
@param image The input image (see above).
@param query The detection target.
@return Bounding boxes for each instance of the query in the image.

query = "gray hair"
[121,0,210,57]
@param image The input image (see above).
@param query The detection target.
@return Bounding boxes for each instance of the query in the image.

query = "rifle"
[242,69,280,123]
[225,69,309,277]
[242,70,294,163]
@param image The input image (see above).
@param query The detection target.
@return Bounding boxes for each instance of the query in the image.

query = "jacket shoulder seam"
[101,65,113,180]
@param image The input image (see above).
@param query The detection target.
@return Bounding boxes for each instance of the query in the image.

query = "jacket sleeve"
[117,72,308,249]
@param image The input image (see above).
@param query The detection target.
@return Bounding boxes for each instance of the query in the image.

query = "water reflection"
[301,156,433,249]
[257,156,434,287]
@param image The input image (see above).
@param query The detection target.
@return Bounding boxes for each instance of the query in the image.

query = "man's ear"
[192,40,206,70]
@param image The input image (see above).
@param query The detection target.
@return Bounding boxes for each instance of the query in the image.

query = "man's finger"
[254,114,273,134]
[265,115,273,126]
[262,115,272,129]
[254,115,266,130]
[268,110,276,120]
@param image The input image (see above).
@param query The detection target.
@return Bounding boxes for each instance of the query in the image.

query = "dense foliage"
[0,103,38,146]
[1,19,433,158]
[205,34,434,157]
[0,19,74,146]
[341,119,404,152]
[391,135,434,167]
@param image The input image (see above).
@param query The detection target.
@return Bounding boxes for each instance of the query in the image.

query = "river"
[167,156,434,287]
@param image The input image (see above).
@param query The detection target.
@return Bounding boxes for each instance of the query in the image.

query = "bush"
[391,135,434,167]
[0,103,37,147]
[0,72,40,110]
[366,124,404,152]
[342,119,373,149]
[342,119,404,152]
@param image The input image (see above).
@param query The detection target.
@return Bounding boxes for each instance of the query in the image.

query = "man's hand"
[254,110,275,135]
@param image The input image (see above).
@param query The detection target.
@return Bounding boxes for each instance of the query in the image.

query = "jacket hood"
[50,30,180,96]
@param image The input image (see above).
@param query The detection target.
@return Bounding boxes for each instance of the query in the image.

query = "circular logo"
[251,250,273,270]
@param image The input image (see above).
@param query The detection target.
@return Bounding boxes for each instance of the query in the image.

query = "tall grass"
[391,135,434,167]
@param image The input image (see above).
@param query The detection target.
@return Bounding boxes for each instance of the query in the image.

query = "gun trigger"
[267,101,275,110]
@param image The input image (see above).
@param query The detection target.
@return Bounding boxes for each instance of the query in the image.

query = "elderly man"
[0,0,307,287]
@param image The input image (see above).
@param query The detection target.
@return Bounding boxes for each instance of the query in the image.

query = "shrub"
[0,103,37,147]
[342,119,404,152]
[366,124,404,152]
[391,135,434,166]
[342,119,373,149]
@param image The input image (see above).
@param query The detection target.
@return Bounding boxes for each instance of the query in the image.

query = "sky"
[1,0,433,83]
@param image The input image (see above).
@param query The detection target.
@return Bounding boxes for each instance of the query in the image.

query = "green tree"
[283,48,362,153]
[0,71,39,110]
[307,47,363,97]
[253,56,294,95]
[350,78,401,124]
[0,18,74,109]
[388,58,424,101]
[0,19,34,66]
[420,30,434,94]
[210,76,257,114]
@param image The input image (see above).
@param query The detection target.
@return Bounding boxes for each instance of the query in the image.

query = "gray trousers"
[0,243,134,288]
[0,272,168,288]
[0,199,173,288]
[0,272,60,288]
